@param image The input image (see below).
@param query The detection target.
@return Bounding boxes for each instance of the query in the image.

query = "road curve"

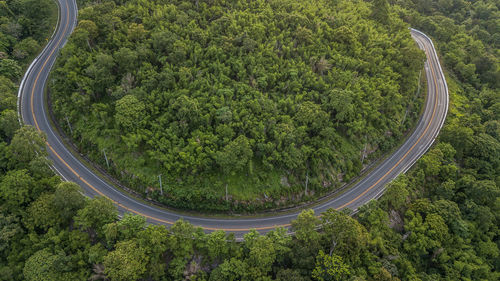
[19,0,448,236]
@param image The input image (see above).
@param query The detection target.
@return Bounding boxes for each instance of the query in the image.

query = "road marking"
[29,10,445,232]
[334,36,440,211]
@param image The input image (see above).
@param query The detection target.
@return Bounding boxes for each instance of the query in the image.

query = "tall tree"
[103,240,148,281]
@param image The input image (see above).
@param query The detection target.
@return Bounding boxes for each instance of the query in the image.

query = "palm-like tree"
[89,264,108,281]
[314,57,332,76]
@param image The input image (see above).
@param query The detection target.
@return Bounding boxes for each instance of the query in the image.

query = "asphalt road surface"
[18,0,448,236]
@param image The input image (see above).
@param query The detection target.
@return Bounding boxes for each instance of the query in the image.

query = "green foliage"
[0,76,17,111]
[206,230,230,261]
[51,0,424,211]
[209,258,250,281]
[103,239,148,281]
[216,135,253,175]
[381,175,410,210]
[0,213,23,257]
[312,250,350,281]
[23,249,60,281]
[0,59,21,80]
[0,169,35,211]
[74,196,117,239]
[246,234,276,275]
[8,126,47,167]
[321,209,368,266]
[0,109,20,141]
[52,182,86,224]
[136,224,170,280]
[291,209,320,244]
[25,193,59,231]
[114,95,145,132]
[396,0,500,89]
[0,0,498,281]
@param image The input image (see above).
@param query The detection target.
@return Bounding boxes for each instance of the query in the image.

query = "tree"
[216,135,253,175]
[13,37,39,60]
[381,175,410,211]
[209,258,250,281]
[0,59,21,80]
[52,182,86,224]
[323,89,355,124]
[313,57,332,76]
[25,193,58,230]
[0,76,17,111]
[371,0,390,24]
[356,201,397,257]
[107,213,147,241]
[295,101,329,133]
[0,213,23,257]
[266,227,292,263]
[127,23,146,42]
[275,268,306,281]
[321,209,368,266]
[27,156,53,179]
[312,250,350,281]
[206,230,230,261]
[76,19,98,48]
[85,53,115,98]
[14,0,54,39]
[114,95,145,131]
[136,224,169,280]
[464,179,499,209]
[403,210,449,262]
[23,249,60,281]
[247,233,276,275]
[103,240,148,281]
[291,209,320,245]
[0,169,35,211]
[0,109,20,140]
[216,106,233,123]
[9,126,47,166]
[289,210,322,271]
[167,219,200,259]
[74,197,117,240]
[114,47,138,74]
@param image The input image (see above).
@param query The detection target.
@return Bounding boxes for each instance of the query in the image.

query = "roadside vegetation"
[50,0,424,211]
[0,0,57,145]
[0,0,498,280]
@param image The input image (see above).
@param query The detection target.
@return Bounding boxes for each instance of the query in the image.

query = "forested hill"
[1,0,499,280]
[50,0,424,211]
[1,0,57,120]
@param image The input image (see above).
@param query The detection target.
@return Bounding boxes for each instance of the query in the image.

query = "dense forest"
[1,0,499,280]
[50,0,425,211]
[0,0,57,143]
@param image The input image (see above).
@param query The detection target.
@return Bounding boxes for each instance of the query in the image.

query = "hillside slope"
[50,0,424,211]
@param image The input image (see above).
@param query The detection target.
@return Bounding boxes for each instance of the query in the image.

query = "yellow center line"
[30,11,441,232]
[334,40,439,210]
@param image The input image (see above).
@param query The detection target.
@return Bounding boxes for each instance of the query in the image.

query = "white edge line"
[369,29,448,203]
[17,0,62,125]
[26,23,449,230]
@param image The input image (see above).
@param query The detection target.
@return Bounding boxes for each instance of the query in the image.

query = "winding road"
[18,0,448,236]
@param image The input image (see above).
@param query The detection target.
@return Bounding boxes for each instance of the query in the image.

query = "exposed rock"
[389,209,404,232]
[402,231,411,241]
[432,248,444,259]
[183,255,203,280]
[280,175,290,187]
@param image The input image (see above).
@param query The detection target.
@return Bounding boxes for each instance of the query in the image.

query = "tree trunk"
[329,239,337,256]
[305,170,309,195]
